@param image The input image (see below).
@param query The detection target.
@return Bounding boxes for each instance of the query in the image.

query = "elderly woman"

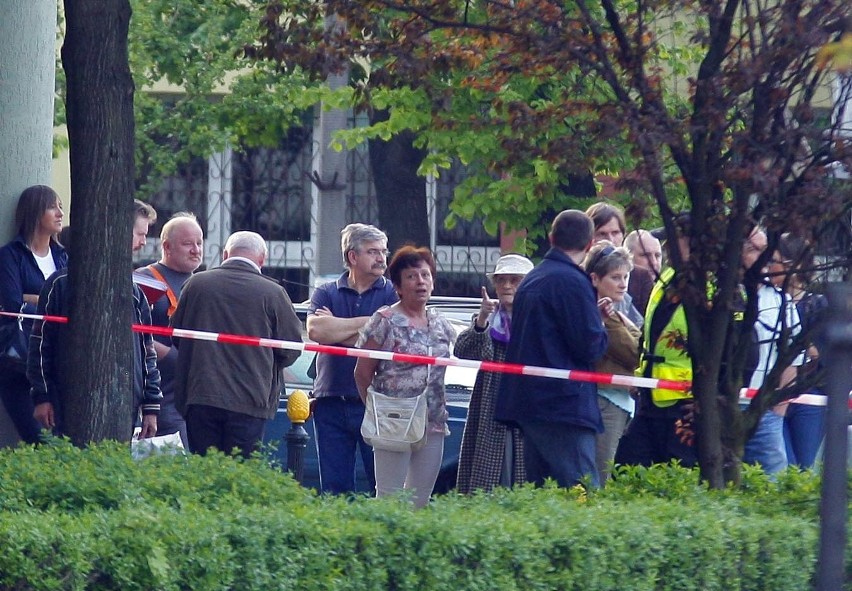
[584,242,641,483]
[354,245,456,507]
[455,254,533,493]
[0,185,67,444]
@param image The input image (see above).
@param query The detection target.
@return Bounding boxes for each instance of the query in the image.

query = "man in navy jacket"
[495,210,608,488]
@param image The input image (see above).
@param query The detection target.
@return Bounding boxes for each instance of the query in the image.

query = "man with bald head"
[170,231,302,457]
[624,229,663,314]
[134,213,204,446]
[624,230,662,274]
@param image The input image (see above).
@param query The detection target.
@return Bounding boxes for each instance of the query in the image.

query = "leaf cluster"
[0,442,843,591]
[254,0,850,247]
[127,0,321,195]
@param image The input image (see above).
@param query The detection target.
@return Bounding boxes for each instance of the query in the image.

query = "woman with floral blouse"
[354,245,455,508]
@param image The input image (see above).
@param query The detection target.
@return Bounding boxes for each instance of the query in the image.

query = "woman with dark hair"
[770,233,828,469]
[585,202,626,246]
[0,185,67,443]
[354,245,456,507]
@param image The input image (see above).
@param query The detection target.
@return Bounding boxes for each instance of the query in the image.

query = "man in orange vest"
[135,213,204,447]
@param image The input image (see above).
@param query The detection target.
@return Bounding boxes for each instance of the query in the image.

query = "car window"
[282,351,315,388]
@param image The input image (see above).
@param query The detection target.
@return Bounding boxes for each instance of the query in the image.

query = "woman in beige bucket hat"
[455,253,534,493]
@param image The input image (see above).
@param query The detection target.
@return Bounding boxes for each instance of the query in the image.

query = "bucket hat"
[487,254,534,278]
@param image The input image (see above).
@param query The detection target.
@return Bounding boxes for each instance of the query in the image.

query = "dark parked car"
[264,298,480,494]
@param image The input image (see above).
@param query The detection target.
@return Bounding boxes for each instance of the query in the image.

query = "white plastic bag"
[131,430,186,460]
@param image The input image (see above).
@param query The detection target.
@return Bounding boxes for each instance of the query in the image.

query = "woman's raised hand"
[476,286,497,328]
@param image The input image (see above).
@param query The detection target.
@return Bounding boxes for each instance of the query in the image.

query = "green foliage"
[53,6,68,158]
[0,439,313,514]
[125,0,322,195]
[0,443,845,591]
[605,461,834,522]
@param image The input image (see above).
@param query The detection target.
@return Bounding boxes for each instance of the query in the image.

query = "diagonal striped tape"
[3,311,844,407]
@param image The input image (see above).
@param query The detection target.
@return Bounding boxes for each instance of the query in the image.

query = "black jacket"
[27,269,161,433]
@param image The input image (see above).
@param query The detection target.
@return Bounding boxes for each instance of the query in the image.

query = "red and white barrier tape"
[3,311,845,407]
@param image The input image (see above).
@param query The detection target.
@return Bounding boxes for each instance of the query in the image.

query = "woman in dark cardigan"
[0,185,67,443]
[455,254,533,493]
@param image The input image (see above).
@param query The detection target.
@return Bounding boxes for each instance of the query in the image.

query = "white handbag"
[361,386,428,453]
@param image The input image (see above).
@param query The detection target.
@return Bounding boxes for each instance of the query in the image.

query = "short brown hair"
[585,202,626,234]
[549,210,594,251]
[583,241,633,277]
[387,245,436,288]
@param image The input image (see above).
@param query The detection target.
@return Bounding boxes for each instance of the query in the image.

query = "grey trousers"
[373,431,445,508]
[595,396,630,484]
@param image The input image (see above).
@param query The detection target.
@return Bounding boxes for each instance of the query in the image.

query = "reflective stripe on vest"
[146,264,178,318]
[638,267,693,405]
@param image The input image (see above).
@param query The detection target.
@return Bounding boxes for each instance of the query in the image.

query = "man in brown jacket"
[171,231,302,457]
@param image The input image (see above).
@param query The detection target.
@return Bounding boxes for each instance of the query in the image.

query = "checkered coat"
[455,321,526,493]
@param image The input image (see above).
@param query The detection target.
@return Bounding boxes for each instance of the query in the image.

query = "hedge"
[0,440,845,591]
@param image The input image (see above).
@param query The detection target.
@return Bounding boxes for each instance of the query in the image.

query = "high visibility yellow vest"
[637,268,692,406]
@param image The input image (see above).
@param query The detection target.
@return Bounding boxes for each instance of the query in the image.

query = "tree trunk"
[61,0,136,444]
[691,350,729,488]
[686,290,753,488]
[368,110,430,252]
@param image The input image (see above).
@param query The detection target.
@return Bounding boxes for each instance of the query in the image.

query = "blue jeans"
[743,409,788,475]
[312,397,375,495]
[517,419,600,489]
[783,401,826,469]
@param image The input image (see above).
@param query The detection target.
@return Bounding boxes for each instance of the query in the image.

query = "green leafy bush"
[0,442,844,591]
[0,438,313,514]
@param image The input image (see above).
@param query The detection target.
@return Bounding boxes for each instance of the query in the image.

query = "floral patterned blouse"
[356,305,456,433]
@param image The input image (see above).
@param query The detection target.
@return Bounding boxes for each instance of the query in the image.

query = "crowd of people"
[0,185,827,507]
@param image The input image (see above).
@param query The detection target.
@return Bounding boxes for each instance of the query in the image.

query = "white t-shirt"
[34,250,56,280]
[748,283,804,390]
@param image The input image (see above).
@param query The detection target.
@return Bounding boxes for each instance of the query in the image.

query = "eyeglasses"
[361,248,389,257]
[492,275,523,286]
[743,240,765,254]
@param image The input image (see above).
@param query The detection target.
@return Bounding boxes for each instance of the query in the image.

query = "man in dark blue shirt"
[307,224,398,494]
[495,210,608,488]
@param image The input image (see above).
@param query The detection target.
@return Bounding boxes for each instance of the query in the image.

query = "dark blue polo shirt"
[308,272,398,398]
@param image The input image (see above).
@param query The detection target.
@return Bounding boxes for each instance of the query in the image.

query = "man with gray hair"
[307,223,397,494]
[170,231,302,457]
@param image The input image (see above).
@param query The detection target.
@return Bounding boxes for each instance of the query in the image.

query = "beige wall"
[51,125,71,220]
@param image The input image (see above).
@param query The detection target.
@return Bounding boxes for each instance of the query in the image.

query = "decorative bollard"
[285,389,311,484]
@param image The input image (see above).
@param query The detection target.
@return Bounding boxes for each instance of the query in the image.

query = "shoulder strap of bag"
[146,264,178,317]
